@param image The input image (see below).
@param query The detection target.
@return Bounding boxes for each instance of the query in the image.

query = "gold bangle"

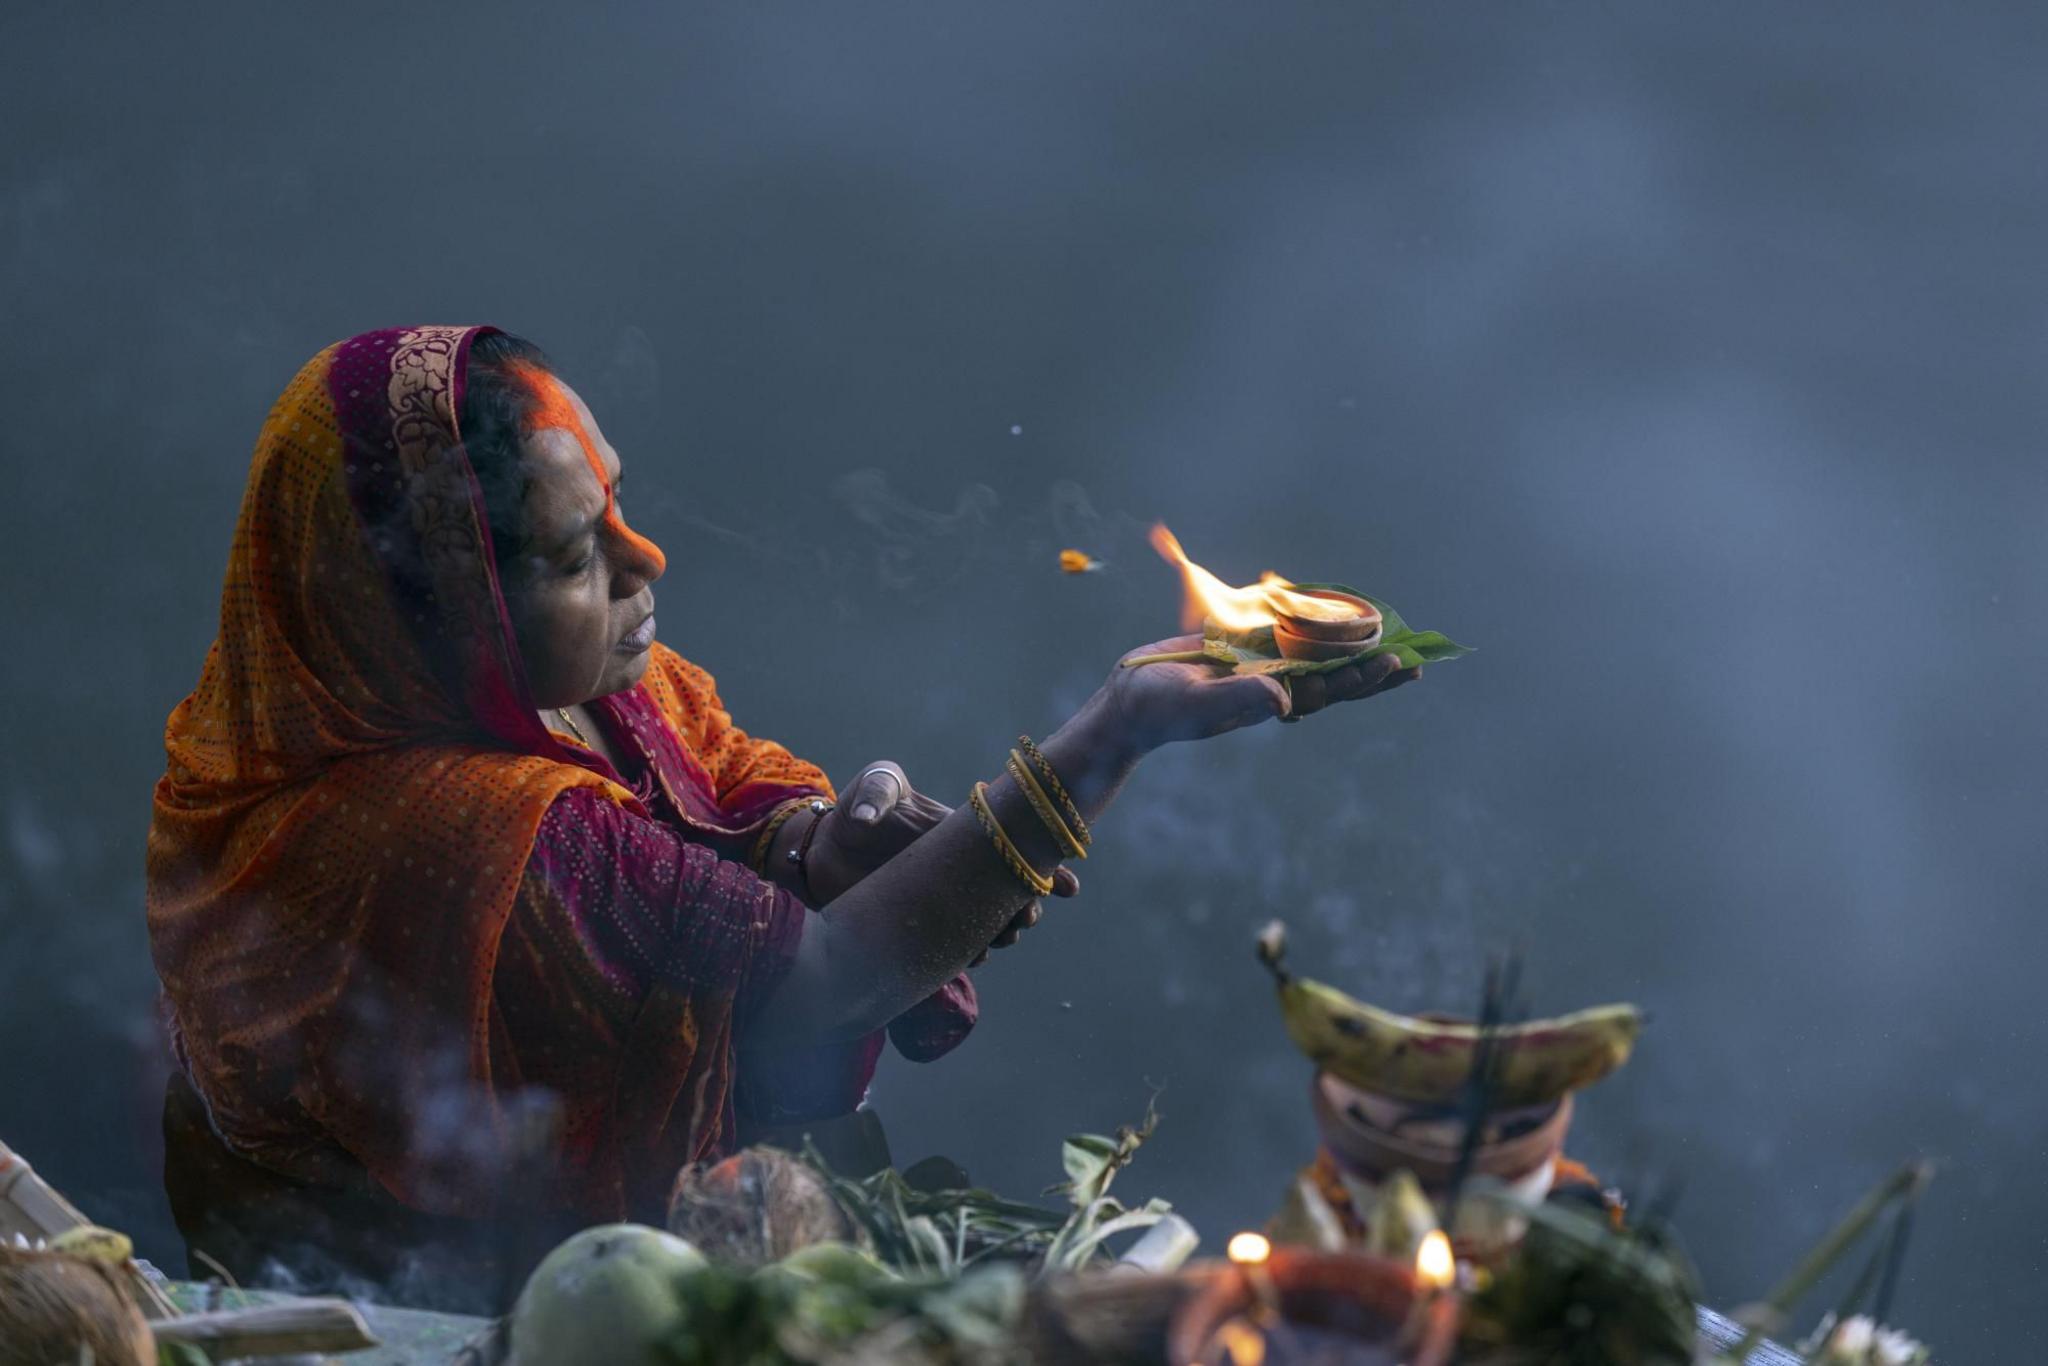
[749,798,809,873]
[1017,735,1090,848]
[968,781,1056,897]
[1007,750,1087,859]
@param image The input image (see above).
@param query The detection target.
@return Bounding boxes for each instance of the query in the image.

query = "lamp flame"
[1148,524,1363,631]
[1414,1229,1455,1290]
[1226,1231,1272,1265]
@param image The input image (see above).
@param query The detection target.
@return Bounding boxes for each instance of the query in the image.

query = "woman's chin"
[601,649,654,695]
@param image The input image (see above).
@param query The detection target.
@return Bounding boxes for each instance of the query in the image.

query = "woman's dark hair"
[459,330,554,574]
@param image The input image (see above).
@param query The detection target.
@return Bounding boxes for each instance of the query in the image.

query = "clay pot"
[1166,1247,1458,1366]
[1272,590,1383,662]
[1312,1072,1574,1193]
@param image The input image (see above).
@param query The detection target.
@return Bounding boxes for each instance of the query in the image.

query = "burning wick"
[1226,1231,1273,1265]
[1414,1229,1456,1291]
[1212,1319,1267,1366]
[1226,1230,1282,1328]
[1149,523,1366,632]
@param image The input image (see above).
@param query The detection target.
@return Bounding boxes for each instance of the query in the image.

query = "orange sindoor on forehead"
[507,362,667,576]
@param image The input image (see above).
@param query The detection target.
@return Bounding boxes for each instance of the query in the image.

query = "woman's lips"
[618,614,657,652]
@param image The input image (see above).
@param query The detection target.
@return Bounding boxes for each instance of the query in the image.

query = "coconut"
[505,1223,706,1366]
[0,1244,156,1366]
[667,1146,860,1267]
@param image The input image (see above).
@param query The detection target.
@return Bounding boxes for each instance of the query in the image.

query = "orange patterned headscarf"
[146,327,822,1214]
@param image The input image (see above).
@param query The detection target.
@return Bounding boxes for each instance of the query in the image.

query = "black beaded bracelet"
[785,797,832,899]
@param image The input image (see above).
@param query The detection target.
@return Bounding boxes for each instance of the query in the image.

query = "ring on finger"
[855,765,904,798]
[1278,676,1303,723]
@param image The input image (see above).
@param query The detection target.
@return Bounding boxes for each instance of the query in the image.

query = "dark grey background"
[4,2,2043,1355]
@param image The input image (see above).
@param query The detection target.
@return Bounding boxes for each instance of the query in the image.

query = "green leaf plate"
[1126,583,1472,676]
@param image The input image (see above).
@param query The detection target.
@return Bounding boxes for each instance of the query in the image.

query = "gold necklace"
[554,707,593,747]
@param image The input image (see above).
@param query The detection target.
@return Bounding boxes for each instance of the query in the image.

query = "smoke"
[830,469,1002,594]
[5,2,2047,1355]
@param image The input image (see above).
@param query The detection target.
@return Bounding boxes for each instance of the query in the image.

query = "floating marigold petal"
[1058,548,1101,574]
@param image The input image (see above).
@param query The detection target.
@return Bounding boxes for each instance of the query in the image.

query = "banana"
[1256,920,1642,1108]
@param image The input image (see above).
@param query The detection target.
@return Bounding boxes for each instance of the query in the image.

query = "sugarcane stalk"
[1724,1160,1933,1362]
[150,1298,380,1356]
[0,1139,179,1320]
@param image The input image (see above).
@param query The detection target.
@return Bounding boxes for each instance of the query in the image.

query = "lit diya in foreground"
[1125,525,1471,675]
[1168,1233,1461,1366]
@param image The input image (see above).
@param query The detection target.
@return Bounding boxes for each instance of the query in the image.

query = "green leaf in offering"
[1045,1104,1157,1210]
[1123,583,1472,677]
[793,1100,1174,1283]
[1460,1191,1700,1366]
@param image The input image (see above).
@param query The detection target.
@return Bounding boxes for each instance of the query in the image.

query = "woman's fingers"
[845,761,908,825]
[1286,672,1326,718]
[967,898,1051,968]
[1208,671,1289,725]
[1332,652,1408,699]
[898,790,952,835]
[1052,866,1081,897]
[984,901,1045,955]
[1283,654,1415,719]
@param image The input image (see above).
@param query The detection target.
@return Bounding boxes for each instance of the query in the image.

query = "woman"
[147,325,1416,1297]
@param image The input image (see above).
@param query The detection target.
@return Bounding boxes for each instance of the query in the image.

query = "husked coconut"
[0,1244,156,1366]
[667,1146,860,1267]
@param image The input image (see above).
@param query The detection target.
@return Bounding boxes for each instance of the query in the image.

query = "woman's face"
[495,377,667,708]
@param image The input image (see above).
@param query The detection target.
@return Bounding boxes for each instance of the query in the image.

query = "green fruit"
[508,1223,707,1366]
[1259,919,1642,1107]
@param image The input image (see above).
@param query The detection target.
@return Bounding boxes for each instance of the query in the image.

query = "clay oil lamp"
[1169,1234,1460,1366]
[1147,523,1384,664]
[1312,1069,1575,1261]
[1268,587,1383,663]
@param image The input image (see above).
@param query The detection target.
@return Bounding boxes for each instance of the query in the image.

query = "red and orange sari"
[147,326,971,1231]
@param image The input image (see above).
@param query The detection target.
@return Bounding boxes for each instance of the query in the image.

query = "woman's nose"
[608,511,667,589]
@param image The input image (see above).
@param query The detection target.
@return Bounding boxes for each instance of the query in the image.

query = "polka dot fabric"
[496,786,812,1218]
[145,328,829,1218]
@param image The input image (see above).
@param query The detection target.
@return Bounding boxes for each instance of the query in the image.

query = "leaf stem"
[1119,650,1212,668]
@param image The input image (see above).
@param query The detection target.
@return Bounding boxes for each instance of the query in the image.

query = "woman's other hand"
[1102,634,1419,752]
[804,760,1079,912]
[968,898,1046,967]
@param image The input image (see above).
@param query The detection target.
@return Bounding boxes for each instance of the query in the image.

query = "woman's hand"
[803,761,1078,926]
[802,762,948,906]
[1100,634,1419,753]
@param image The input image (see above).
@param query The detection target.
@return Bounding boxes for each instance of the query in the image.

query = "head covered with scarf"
[147,327,876,1217]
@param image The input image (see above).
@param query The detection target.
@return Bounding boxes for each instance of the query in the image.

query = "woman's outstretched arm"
[744,637,1417,1050]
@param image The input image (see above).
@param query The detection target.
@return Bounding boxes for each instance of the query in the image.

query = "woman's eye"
[563,550,595,575]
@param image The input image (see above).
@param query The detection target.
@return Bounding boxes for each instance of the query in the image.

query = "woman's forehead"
[513,370,620,477]
[513,432,609,558]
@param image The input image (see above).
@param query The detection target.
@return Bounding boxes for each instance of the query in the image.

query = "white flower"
[1871,1324,1929,1366]
[1809,1314,1930,1366]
